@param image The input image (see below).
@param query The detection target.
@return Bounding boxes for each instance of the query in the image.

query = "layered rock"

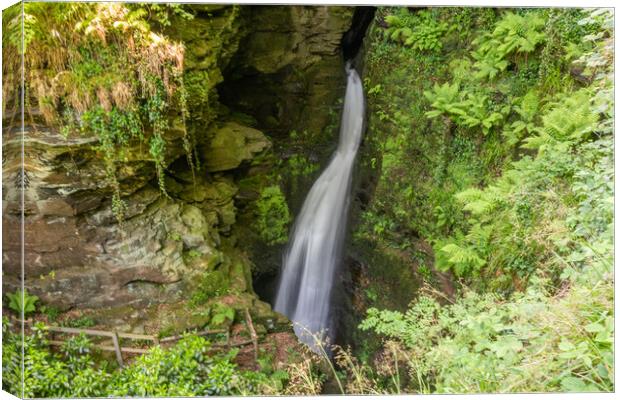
[2,5,355,335]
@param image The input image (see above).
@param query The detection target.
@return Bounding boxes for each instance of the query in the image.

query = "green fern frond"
[440,243,486,276]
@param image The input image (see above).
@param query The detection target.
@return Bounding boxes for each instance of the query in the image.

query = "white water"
[274,64,364,351]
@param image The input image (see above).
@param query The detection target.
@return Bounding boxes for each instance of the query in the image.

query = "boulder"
[203,122,271,172]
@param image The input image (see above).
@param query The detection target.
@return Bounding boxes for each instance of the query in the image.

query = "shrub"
[1,325,285,397]
[6,289,39,317]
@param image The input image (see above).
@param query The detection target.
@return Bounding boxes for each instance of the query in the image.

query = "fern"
[472,11,546,80]
[493,12,546,55]
[384,9,447,52]
[504,91,539,146]
[424,84,505,135]
[439,243,486,276]
[523,90,598,152]
[423,82,460,118]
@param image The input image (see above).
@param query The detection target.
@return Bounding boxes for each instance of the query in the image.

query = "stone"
[2,5,355,338]
[36,199,74,216]
[203,122,271,172]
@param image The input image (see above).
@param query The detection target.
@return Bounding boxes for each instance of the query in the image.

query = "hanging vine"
[2,3,196,221]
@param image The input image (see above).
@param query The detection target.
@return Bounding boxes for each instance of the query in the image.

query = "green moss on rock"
[203,122,272,172]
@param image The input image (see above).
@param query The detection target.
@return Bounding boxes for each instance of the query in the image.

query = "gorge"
[2,4,614,396]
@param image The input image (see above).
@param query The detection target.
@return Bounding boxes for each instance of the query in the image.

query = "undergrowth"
[354,6,613,394]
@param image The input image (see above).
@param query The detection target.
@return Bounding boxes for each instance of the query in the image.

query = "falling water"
[274,63,364,351]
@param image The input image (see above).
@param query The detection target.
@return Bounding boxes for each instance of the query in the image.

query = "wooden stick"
[47,326,114,337]
[117,332,157,341]
[244,308,259,361]
[48,340,150,354]
[158,328,227,343]
[111,331,124,368]
[212,339,254,348]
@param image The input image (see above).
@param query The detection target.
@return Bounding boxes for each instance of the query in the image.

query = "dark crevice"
[342,7,376,61]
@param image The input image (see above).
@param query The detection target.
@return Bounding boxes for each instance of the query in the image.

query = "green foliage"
[385,9,448,52]
[423,82,507,135]
[437,241,486,276]
[40,305,61,322]
[209,303,236,326]
[62,315,96,329]
[2,325,281,397]
[2,3,196,222]
[435,63,608,287]
[502,90,539,145]
[287,154,319,177]
[523,90,599,152]
[127,3,194,28]
[361,276,613,393]
[472,11,546,80]
[356,7,614,395]
[254,185,291,245]
[108,336,241,396]
[186,249,203,259]
[6,289,39,316]
[364,6,610,289]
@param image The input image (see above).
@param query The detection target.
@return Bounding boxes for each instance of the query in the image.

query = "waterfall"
[274,63,364,351]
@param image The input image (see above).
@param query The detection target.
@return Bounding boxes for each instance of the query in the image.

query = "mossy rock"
[158,305,213,337]
[203,122,271,172]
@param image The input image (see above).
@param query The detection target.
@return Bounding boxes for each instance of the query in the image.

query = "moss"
[253,185,291,246]
[4,3,201,221]
[203,122,271,172]
[190,269,231,306]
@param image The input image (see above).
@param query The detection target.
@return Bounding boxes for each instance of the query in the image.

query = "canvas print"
[1,1,614,397]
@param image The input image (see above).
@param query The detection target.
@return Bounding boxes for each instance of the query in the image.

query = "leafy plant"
[288,154,319,177]
[385,9,448,52]
[2,326,274,398]
[2,3,196,222]
[209,303,235,326]
[360,277,613,393]
[40,305,61,322]
[424,83,506,135]
[6,289,39,317]
[254,185,291,245]
[436,241,486,276]
[503,90,540,145]
[472,11,546,79]
[523,90,599,153]
[63,315,96,329]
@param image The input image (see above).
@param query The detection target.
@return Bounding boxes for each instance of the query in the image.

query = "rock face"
[2,5,355,333]
[220,6,354,139]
